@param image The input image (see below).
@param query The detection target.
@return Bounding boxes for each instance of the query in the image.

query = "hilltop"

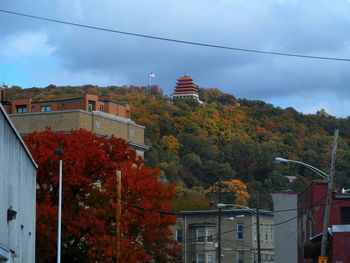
[5,84,350,209]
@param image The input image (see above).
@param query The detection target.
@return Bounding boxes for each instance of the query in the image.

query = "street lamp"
[275,128,339,262]
[54,147,63,263]
[275,157,329,181]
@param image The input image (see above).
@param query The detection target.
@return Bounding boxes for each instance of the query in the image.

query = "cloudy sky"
[1,0,350,117]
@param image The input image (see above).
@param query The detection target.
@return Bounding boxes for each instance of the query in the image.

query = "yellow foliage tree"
[162,135,180,154]
[205,179,250,206]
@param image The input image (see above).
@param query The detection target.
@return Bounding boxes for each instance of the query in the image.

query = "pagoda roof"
[177,75,193,82]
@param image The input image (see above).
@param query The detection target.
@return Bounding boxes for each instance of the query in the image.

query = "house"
[173,208,274,263]
[0,89,148,156]
[298,181,350,262]
[272,191,298,263]
[0,103,37,262]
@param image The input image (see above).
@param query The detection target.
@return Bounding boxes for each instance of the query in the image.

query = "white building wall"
[272,192,298,263]
[0,104,37,263]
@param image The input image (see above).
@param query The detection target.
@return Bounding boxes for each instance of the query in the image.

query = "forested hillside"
[6,84,350,209]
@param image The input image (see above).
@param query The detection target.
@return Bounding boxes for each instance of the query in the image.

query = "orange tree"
[25,129,179,262]
[205,179,250,206]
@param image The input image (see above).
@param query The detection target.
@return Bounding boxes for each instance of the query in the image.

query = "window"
[237,250,244,263]
[207,254,214,263]
[100,105,104,112]
[176,229,183,243]
[16,105,27,113]
[207,229,213,243]
[196,228,205,243]
[88,100,96,112]
[341,207,350,224]
[237,224,243,239]
[197,254,205,263]
[41,105,51,112]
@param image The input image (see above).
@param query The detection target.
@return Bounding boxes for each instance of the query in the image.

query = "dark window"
[237,224,243,239]
[197,254,205,263]
[16,105,27,113]
[41,105,51,112]
[176,229,183,242]
[341,207,350,224]
[237,250,244,263]
[207,229,213,242]
[196,228,205,243]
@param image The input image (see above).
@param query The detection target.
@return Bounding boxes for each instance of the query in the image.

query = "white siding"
[0,106,36,263]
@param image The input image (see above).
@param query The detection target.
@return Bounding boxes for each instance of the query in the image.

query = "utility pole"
[256,192,261,263]
[116,170,122,262]
[320,129,339,259]
[217,177,222,263]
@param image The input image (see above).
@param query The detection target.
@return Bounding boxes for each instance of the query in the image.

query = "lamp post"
[217,178,223,263]
[275,129,338,261]
[275,157,329,180]
[148,72,155,95]
[116,170,121,262]
[54,147,63,263]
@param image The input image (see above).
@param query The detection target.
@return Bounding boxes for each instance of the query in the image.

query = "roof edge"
[0,103,38,168]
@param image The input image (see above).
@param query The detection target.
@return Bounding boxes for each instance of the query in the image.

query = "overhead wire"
[1,8,350,62]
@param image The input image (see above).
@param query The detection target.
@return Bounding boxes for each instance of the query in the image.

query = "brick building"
[0,88,148,156]
[298,182,350,262]
[0,91,130,118]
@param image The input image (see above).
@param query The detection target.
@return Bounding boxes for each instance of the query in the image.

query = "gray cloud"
[1,0,350,116]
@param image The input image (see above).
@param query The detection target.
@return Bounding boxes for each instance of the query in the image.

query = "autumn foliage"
[25,129,179,262]
[205,179,250,206]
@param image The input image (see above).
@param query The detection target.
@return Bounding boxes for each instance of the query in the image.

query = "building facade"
[298,182,350,262]
[0,90,148,156]
[173,209,274,263]
[272,191,298,263]
[0,103,37,262]
[0,92,130,118]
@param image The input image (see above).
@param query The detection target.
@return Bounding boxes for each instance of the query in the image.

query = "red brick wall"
[6,93,130,118]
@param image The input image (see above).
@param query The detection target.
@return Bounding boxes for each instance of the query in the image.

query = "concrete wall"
[0,105,37,263]
[9,110,146,149]
[272,192,298,263]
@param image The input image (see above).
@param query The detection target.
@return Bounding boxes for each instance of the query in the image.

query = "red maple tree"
[25,129,179,262]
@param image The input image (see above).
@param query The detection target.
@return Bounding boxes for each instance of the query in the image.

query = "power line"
[1,8,350,62]
[180,213,297,245]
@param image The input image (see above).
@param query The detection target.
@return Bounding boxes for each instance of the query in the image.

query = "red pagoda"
[172,75,201,102]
